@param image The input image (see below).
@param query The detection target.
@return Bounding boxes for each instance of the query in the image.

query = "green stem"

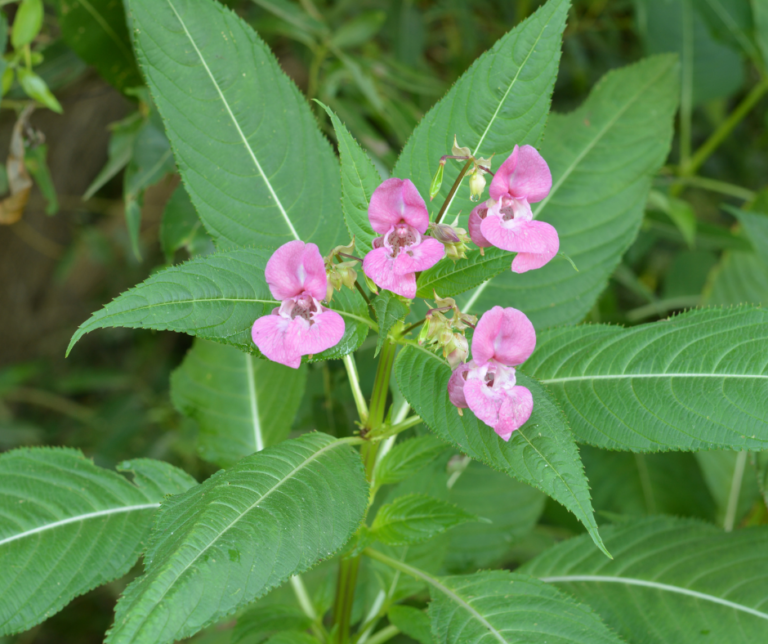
[434,160,473,225]
[664,175,756,201]
[333,342,397,642]
[343,354,369,423]
[682,76,768,177]
[362,548,432,584]
[401,318,425,336]
[365,625,400,644]
[679,0,694,169]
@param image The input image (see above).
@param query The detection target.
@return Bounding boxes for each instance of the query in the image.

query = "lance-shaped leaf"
[395,345,608,556]
[107,432,368,644]
[171,339,308,467]
[66,247,373,360]
[525,306,768,451]
[371,494,479,546]
[129,0,343,252]
[321,103,381,256]
[522,517,768,644]
[429,571,624,644]
[374,434,447,489]
[0,448,195,636]
[393,0,569,221]
[461,55,679,327]
[416,247,510,300]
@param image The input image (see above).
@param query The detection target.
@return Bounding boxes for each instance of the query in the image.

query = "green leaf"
[67,247,372,360]
[58,0,143,92]
[251,0,326,36]
[582,446,716,520]
[371,493,479,546]
[124,109,176,259]
[695,450,759,530]
[388,605,432,644]
[232,605,312,644]
[320,103,381,257]
[0,448,195,636]
[11,0,42,49]
[83,111,143,200]
[635,0,745,104]
[372,291,409,356]
[416,247,510,299]
[705,251,768,305]
[694,0,758,60]
[462,55,679,328]
[427,570,624,644]
[24,144,58,215]
[160,183,214,262]
[331,11,386,49]
[171,338,307,467]
[754,0,768,64]
[521,516,768,644]
[264,633,320,644]
[107,433,368,644]
[374,434,447,489]
[446,460,545,572]
[395,345,608,557]
[129,0,343,252]
[17,69,63,113]
[393,0,569,222]
[525,306,768,451]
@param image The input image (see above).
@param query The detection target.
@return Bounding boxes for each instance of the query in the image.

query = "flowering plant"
[4,1,768,644]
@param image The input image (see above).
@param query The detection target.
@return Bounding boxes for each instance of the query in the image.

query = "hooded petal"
[510,221,559,273]
[489,145,551,203]
[363,246,417,298]
[289,309,346,355]
[265,240,328,301]
[494,386,533,441]
[472,306,536,366]
[393,237,445,274]
[480,216,553,255]
[448,362,473,408]
[252,314,302,369]
[369,178,430,235]
[468,204,492,248]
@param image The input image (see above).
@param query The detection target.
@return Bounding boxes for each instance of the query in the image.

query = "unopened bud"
[428,222,460,244]
[430,161,445,201]
[469,171,486,202]
[363,272,379,295]
[445,333,469,369]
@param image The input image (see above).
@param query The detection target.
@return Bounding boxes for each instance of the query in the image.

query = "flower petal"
[290,309,346,355]
[393,237,445,274]
[448,362,473,408]
[464,379,502,428]
[472,306,536,366]
[369,178,429,235]
[480,215,552,255]
[251,314,302,369]
[494,386,533,441]
[510,221,559,273]
[363,246,417,298]
[468,204,492,248]
[489,145,551,203]
[265,240,328,301]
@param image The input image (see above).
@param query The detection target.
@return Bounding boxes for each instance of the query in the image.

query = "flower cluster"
[250,142,558,440]
[447,306,536,441]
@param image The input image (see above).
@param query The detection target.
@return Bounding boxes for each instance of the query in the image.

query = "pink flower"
[447,306,536,441]
[468,145,559,273]
[363,178,445,298]
[251,241,345,369]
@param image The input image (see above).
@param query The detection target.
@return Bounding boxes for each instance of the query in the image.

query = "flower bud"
[430,161,445,201]
[469,171,486,202]
[444,332,469,368]
[363,272,379,295]
[452,135,472,158]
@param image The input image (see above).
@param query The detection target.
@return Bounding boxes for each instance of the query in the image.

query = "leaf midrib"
[122,438,347,635]
[164,0,299,241]
[541,575,768,621]
[541,373,768,384]
[0,503,160,548]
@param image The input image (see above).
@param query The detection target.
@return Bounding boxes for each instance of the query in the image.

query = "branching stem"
[434,160,473,225]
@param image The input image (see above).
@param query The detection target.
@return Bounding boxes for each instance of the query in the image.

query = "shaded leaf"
[374,434,448,489]
[160,183,214,262]
[388,605,432,644]
[372,291,409,356]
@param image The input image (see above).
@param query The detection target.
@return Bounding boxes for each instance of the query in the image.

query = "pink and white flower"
[252,241,345,369]
[468,145,559,273]
[447,306,536,441]
[363,178,445,298]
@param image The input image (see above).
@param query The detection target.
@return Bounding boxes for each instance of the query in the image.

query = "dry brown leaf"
[0,106,35,225]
